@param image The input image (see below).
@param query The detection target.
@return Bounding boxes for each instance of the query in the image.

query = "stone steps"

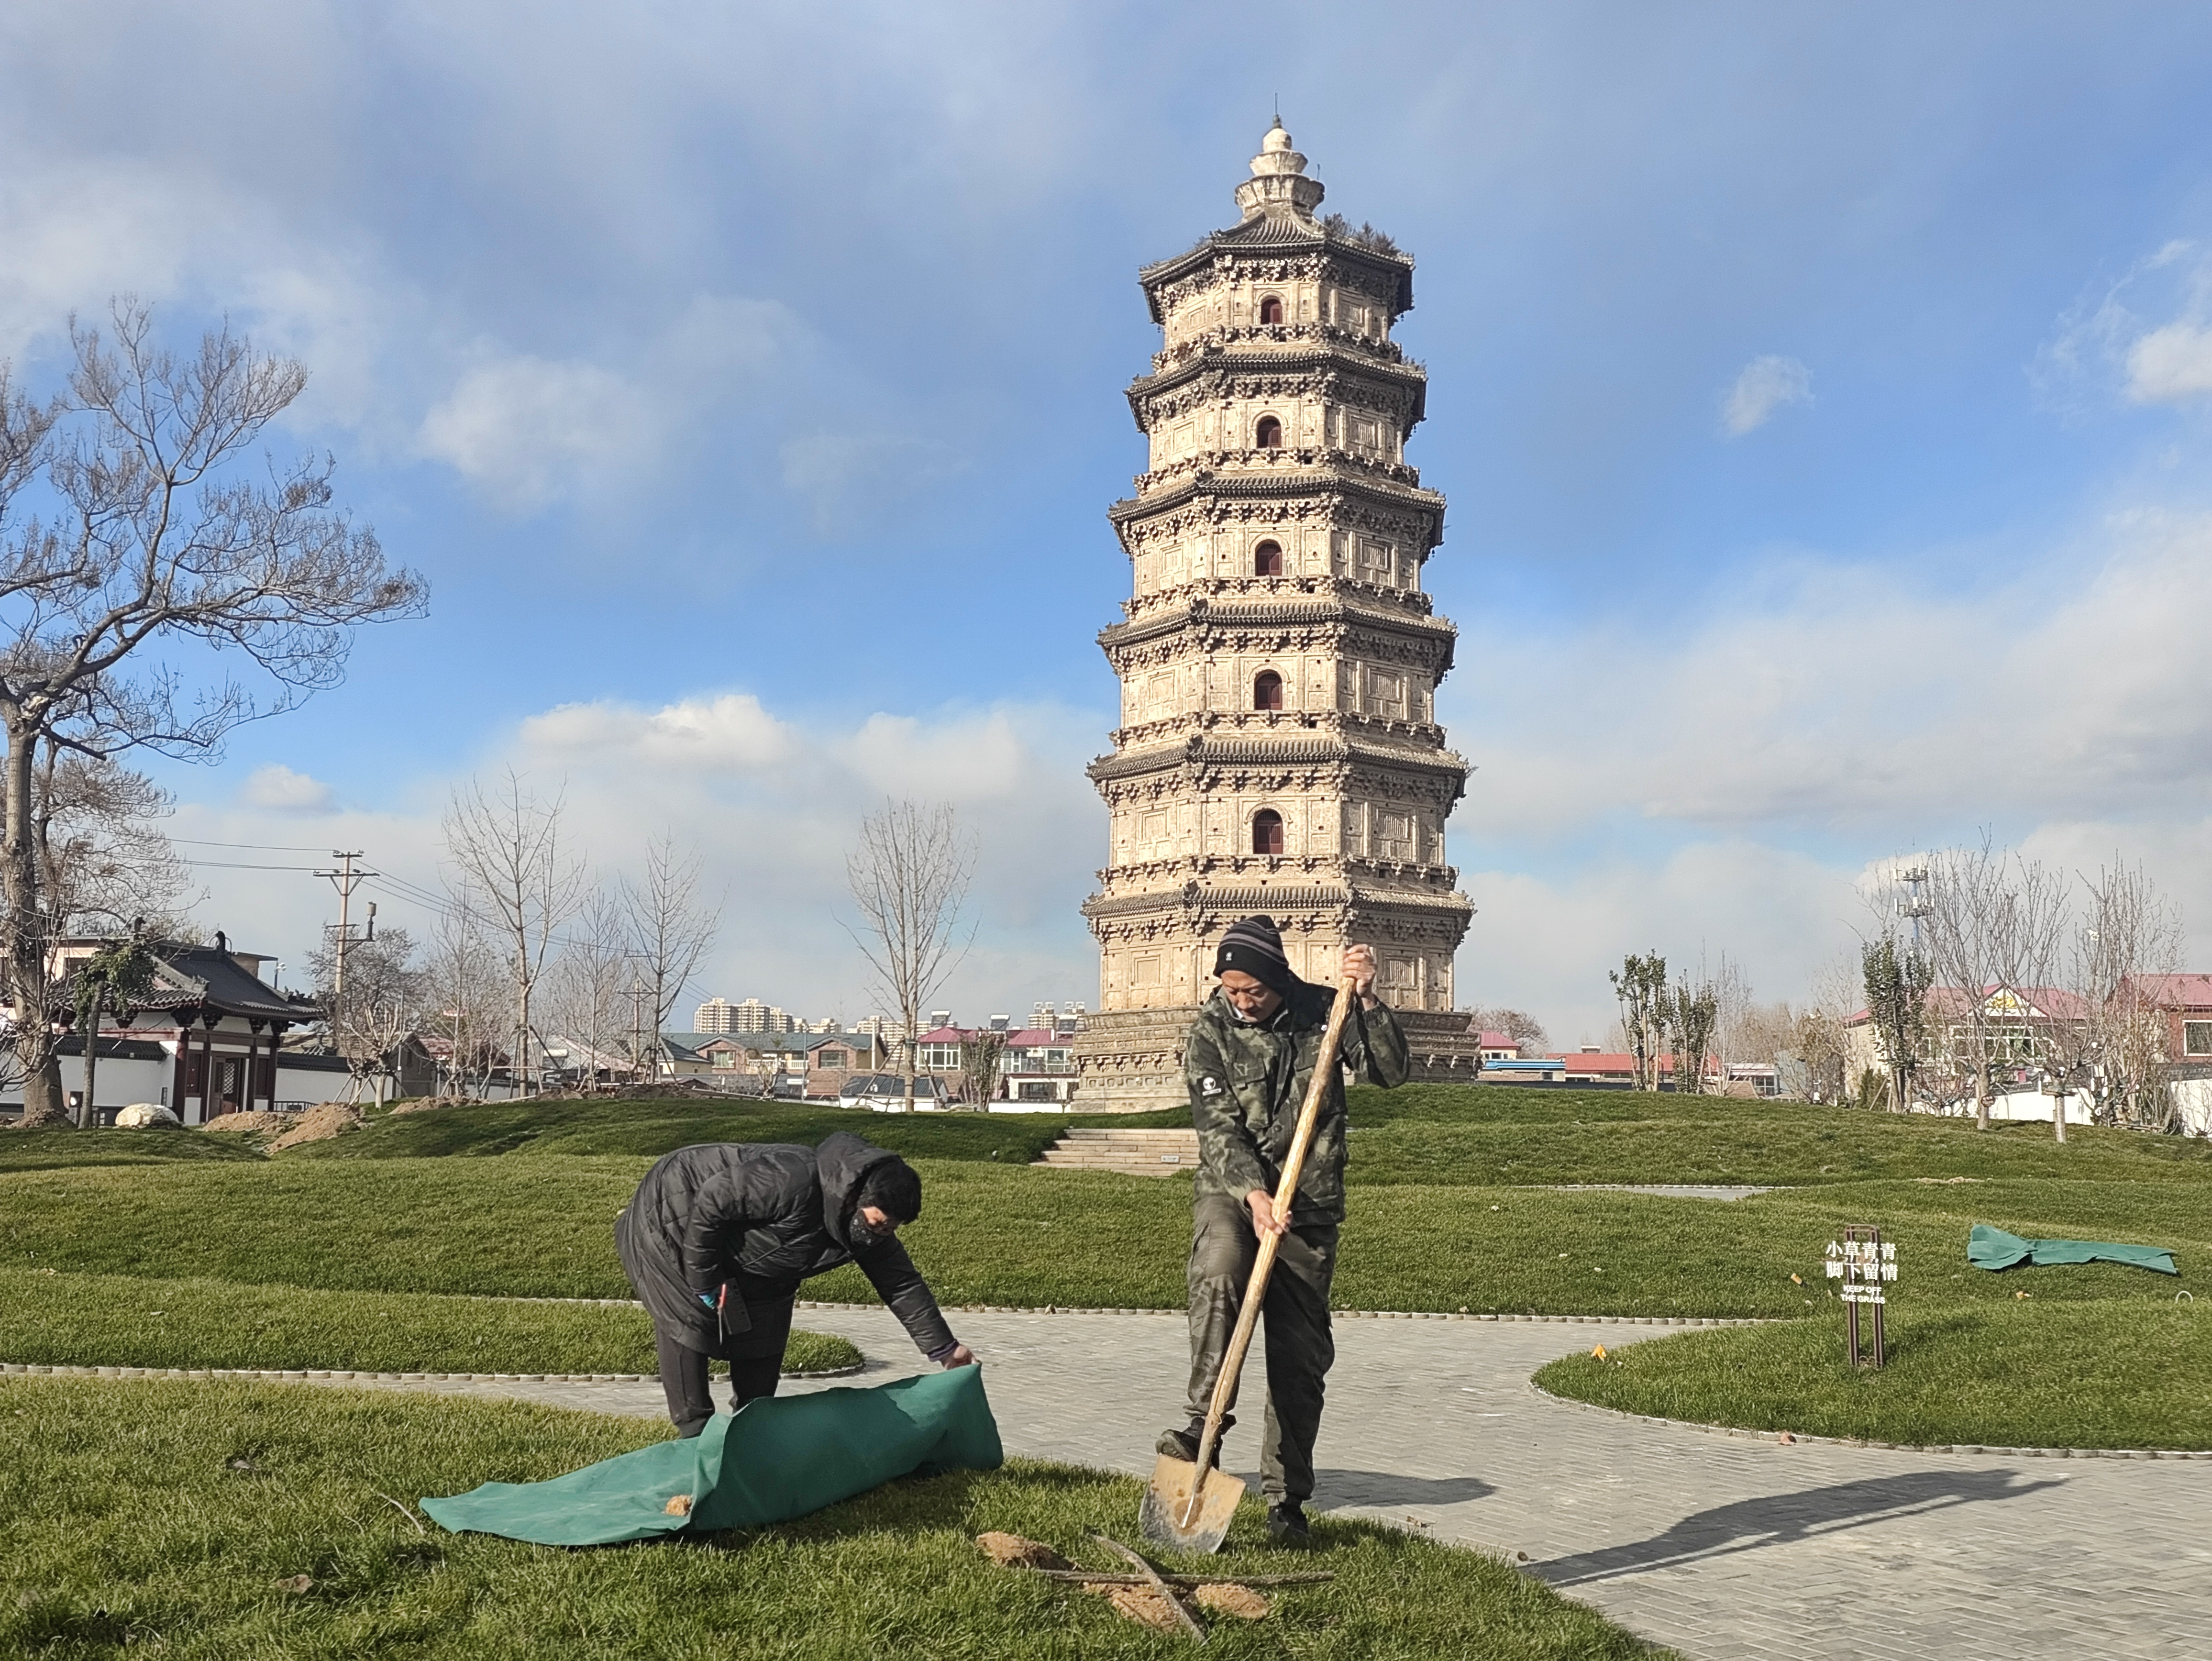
[1033,1126,1200,1176]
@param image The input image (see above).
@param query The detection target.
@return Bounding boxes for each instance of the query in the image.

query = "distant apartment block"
[693,996,801,1034]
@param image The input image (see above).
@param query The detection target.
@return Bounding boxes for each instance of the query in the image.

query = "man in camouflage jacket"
[1160,915,1408,1542]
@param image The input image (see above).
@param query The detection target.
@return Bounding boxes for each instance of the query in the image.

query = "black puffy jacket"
[615,1131,956,1358]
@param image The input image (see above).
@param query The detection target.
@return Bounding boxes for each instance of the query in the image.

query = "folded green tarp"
[1968,1223,2178,1276]
[420,1365,1002,1546]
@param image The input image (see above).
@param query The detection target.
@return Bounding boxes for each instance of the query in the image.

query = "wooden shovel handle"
[1184,977,1357,1512]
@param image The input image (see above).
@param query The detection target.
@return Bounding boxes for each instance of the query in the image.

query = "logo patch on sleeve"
[1199,1075,1222,1097]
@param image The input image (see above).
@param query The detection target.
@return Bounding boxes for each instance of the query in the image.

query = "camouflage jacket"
[1183,982,1408,1221]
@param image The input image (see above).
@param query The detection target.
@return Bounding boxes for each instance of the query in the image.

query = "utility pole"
[1900,864,1930,955]
[317,851,376,995]
[627,971,651,1089]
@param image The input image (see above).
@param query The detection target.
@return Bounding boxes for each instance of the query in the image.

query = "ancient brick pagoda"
[1073,119,1482,1111]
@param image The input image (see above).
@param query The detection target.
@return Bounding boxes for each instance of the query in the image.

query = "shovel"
[1140,975,1358,1554]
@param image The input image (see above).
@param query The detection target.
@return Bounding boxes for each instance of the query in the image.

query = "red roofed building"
[2123,974,2212,1065]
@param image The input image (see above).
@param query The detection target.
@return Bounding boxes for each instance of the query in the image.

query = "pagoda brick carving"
[1073,121,1480,1111]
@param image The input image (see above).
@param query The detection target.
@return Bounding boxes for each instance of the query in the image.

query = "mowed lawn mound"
[295,1094,1184,1164]
[6,1084,2205,1448]
[1536,1299,2212,1451]
[0,1376,1661,1661]
[5,1087,2208,1318]
[0,1270,860,1377]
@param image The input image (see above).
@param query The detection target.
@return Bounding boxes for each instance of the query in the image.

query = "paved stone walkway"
[1532,1184,1782,1202]
[300,1308,2199,1661]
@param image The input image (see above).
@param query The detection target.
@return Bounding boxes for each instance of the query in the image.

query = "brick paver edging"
[1527,1378,2212,1461]
[791,1299,1765,1327]
[0,1361,863,1384]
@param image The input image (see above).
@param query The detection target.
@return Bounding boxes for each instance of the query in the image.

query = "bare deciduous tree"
[36,751,192,938]
[442,772,583,1096]
[0,302,427,1122]
[308,925,423,1107]
[1905,840,2066,1129]
[2058,857,2183,1130]
[545,886,633,1095]
[844,799,974,1113]
[423,893,503,1097]
[624,830,721,1059]
[960,1024,1007,1111]
[1467,1006,1550,1053]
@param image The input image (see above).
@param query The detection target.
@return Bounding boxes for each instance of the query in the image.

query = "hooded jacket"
[615,1131,955,1358]
[1183,981,1408,1221]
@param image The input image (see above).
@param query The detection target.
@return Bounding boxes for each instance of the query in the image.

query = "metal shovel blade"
[1138,1453,1245,1554]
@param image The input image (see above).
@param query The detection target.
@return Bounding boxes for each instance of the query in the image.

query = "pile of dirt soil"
[389,1095,482,1116]
[267,1104,363,1152]
[202,1110,289,1135]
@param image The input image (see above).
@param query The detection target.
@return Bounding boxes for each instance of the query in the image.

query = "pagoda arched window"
[1254,415,1283,450]
[1251,809,1285,856]
[1259,295,1285,325]
[1252,670,1283,711]
[1253,539,1283,576]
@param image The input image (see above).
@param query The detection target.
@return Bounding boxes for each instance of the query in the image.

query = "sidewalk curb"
[797,1299,1768,1326]
[0,1360,864,1384]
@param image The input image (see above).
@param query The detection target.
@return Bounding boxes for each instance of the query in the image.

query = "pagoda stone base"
[1072,1005,1484,1115]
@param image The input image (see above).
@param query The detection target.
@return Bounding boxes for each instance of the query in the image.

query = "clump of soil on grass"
[267,1105,362,1152]
[390,1096,481,1116]
[975,1532,1069,1569]
[202,1111,289,1136]
[1098,1585,1186,1632]
[1195,1583,1271,1620]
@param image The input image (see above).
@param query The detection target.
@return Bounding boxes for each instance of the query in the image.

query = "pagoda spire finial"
[1237,115,1324,222]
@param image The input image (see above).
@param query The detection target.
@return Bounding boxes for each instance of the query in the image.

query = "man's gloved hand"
[697,1284,727,1310]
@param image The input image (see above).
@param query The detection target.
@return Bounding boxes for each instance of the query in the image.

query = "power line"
[177,859,327,872]
[171,837,335,853]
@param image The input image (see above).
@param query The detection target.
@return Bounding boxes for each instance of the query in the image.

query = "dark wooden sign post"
[1824,1225,1897,1368]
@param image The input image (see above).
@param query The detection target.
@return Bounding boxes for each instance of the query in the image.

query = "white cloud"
[238,764,337,813]
[518,693,795,773]
[415,293,807,513]
[1449,508,2212,840]
[1720,354,1813,435]
[176,688,1107,1023]
[417,353,655,512]
[2125,320,2212,403]
[2038,240,2212,411]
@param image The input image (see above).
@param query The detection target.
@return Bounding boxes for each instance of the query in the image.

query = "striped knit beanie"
[1214,915,1296,997]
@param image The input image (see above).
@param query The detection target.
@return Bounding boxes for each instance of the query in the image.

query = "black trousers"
[1182,1191,1339,1503]
[656,1296,795,1438]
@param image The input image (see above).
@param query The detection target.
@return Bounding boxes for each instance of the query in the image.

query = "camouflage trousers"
[1181,1191,1339,1503]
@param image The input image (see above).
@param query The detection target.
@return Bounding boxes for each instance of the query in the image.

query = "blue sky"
[6,2,2212,1042]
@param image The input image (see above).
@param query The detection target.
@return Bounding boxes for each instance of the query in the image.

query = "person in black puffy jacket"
[615,1129,975,1435]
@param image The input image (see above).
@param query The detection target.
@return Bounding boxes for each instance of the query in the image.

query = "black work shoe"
[1265,1500,1310,1544]
[1154,1415,1231,1465]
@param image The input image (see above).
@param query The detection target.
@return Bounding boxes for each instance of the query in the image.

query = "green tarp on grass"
[420,1365,1003,1546]
[1968,1223,2178,1276]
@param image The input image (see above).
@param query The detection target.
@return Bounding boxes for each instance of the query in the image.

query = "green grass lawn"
[0,1126,265,1172]
[1534,1297,2212,1450]
[5,1154,2203,1319]
[0,1376,1659,1661]
[0,1270,860,1376]
[6,1084,2204,1450]
[300,1095,1149,1164]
